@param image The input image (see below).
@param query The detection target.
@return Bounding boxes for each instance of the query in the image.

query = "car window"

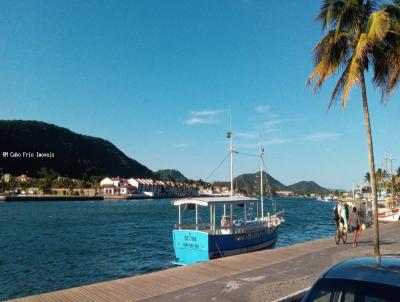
[303,279,399,302]
[305,284,342,302]
[364,297,387,302]
[342,288,355,302]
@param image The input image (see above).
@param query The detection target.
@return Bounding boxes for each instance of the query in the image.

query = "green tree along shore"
[364,167,400,193]
[0,168,103,195]
[1,168,339,197]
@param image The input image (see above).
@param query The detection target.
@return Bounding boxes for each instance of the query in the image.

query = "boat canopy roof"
[172,196,258,207]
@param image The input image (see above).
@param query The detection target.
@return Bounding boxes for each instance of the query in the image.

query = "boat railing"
[175,223,211,230]
[213,220,278,235]
[174,211,285,233]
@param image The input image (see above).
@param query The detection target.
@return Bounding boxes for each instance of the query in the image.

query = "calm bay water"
[0,197,335,301]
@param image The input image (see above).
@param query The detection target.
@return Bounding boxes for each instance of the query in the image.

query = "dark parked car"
[302,256,400,302]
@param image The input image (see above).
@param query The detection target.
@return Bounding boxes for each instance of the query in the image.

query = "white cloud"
[260,118,302,130]
[190,110,224,117]
[175,142,193,148]
[304,132,341,141]
[239,131,342,149]
[255,105,270,113]
[184,117,214,125]
[184,109,223,125]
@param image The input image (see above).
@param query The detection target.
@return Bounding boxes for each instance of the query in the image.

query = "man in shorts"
[333,204,344,229]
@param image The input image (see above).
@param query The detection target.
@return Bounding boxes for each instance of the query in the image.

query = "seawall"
[0,195,104,201]
[8,222,400,302]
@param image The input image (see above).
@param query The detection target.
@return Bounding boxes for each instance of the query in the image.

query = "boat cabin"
[172,196,280,235]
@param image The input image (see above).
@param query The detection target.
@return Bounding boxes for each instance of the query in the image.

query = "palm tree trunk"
[360,72,380,257]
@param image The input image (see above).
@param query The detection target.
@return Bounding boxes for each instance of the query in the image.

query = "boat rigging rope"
[261,156,277,211]
[205,153,230,182]
[237,151,258,158]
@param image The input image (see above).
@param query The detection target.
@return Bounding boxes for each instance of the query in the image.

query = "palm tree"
[376,168,384,188]
[307,0,400,257]
[364,172,371,184]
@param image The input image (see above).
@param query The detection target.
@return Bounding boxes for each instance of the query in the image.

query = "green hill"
[0,120,153,178]
[288,181,330,194]
[233,171,290,194]
[230,172,330,195]
[155,169,187,181]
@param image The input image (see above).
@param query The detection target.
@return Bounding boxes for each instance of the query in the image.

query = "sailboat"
[171,131,284,265]
[377,153,400,222]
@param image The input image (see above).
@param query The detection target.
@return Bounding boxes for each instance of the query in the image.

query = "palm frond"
[371,11,400,100]
[365,0,380,16]
[367,11,391,42]
[328,60,351,110]
[315,0,345,30]
[309,0,400,109]
[382,4,400,21]
[343,33,369,107]
[307,31,350,92]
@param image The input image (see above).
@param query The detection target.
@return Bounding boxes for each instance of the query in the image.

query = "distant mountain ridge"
[288,181,330,194]
[232,171,330,194]
[155,169,187,181]
[0,120,152,178]
[234,171,289,193]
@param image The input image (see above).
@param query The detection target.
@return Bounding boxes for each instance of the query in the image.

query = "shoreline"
[0,194,198,202]
[0,195,104,202]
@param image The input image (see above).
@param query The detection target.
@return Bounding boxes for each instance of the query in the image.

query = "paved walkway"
[9,223,400,302]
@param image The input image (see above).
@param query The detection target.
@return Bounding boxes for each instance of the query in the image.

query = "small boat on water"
[171,131,284,265]
[316,195,334,202]
[378,197,400,222]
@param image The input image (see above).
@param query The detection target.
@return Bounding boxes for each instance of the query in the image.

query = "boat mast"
[389,153,395,197]
[385,152,396,197]
[230,132,233,198]
[260,146,264,220]
[225,129,233,217]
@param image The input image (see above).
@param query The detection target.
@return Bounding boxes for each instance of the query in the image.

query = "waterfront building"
[15,174,31,182]
[100,177,124,187]
[127,178,145,193]
[119,183,135,195]
[98,177,199,198]
[99,184,119,195]
[1,173,12,183]
[276,191,294,196]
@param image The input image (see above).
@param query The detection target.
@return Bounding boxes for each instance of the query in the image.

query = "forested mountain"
[288,181,330,194]
[233,171,290,193]
[0,120,152,178]
[232,172,330,195]
[155,169,187,181]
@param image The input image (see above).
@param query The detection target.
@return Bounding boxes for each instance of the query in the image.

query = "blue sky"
[1,0,399,189]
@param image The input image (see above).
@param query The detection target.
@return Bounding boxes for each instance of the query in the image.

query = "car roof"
[323,256,400,287]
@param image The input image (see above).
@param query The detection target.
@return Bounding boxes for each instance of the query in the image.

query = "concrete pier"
[8,223,400,302]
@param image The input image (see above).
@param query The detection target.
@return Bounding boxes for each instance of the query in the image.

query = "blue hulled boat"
[172,131,284,265]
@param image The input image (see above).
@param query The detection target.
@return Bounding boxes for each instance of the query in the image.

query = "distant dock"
[0,194,199,202]
[0,195,104,202]
[8,222,400,302]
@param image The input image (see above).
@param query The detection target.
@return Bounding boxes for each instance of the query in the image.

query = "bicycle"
[335,222,347,245]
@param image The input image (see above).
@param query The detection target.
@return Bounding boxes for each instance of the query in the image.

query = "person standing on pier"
[349,207,361,247]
